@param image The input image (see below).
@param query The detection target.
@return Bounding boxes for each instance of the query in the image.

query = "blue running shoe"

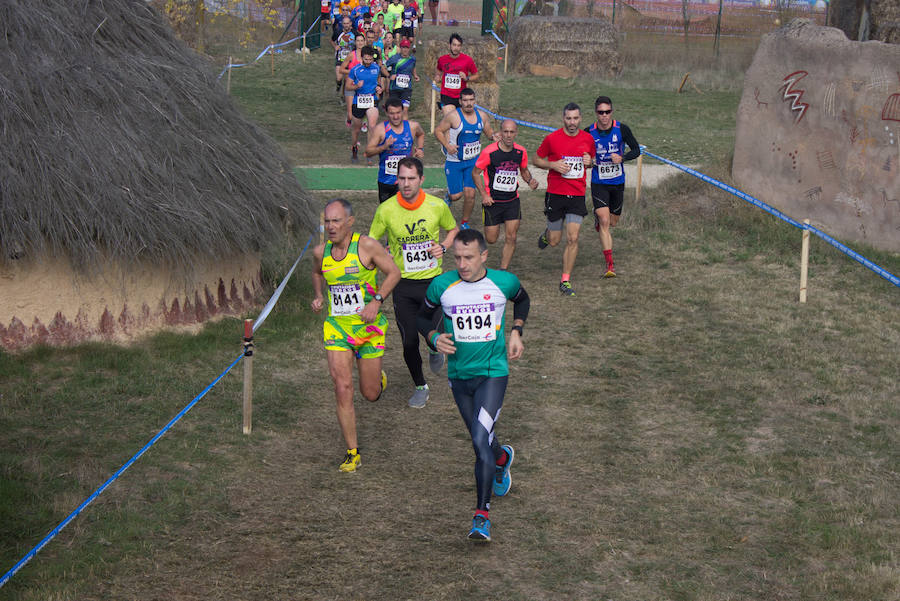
[459,221,470,230]
[493,445,514,497]
[467,514,491,542]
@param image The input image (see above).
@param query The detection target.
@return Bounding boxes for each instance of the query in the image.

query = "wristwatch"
[511,325,523,337]
[373,293,384,303]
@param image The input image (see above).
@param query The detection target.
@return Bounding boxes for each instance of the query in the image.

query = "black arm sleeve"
[620,123,641,161]
[510,286,530,323]
[417,298,440,350]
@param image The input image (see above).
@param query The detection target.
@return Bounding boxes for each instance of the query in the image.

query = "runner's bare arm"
[412,121,426,158]
[471,165,491,205]
[520,166,539,190]
[364,123,388,157]
[357,235,401,322]
[434,113,457,154]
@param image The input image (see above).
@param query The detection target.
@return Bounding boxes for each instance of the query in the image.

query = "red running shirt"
[436,53,477,98]
[536,128,596,196]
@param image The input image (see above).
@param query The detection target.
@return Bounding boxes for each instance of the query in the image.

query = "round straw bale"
[508,16,622,78]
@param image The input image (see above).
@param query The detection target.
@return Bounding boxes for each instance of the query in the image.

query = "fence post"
[242,319,254,435]
[635,153,644,202]
[270,42,275,76]
[319,212,325,244]
[799,218,810,303]
[430,87,437,134]
[302,34,307,63]
[504,44,508,74]
[226,56,232,94]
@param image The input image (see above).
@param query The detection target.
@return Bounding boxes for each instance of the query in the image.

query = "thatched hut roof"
[0,0,316,271]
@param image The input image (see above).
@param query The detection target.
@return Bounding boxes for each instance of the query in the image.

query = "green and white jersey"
[425,268,522,379]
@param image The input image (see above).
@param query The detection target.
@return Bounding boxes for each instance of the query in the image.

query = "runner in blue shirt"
[585,95,641,277]
[435,87,498,229]
[365,97,426,202]
[417,228,530,542]
[347,46,384,163]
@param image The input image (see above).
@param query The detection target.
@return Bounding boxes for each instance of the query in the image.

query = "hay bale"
[529,64,576,78]
[423,82,500,114]
[420,36,499,86]
[508,16,622,78]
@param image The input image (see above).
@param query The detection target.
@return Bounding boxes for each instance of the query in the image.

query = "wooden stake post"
[302,34,308,63]
[319,212,325,244]
[270,42,275,75]
[799,218,810,303]
[226,56,232,94]
[242,319,254,434]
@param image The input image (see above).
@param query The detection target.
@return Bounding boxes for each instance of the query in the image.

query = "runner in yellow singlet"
[311,198,401,473]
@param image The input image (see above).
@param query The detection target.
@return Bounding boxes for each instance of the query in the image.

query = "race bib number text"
[329,284,363,316]
[596,162,623,179]
[385,154,404,176]
[395,74,410,88]
[492,169,518,192]
[451,303,496,342]
[444,73,462,90]
[401,241,437,272]
[462,141,481,161]
[356,94,375,109]
[562,156,585,179]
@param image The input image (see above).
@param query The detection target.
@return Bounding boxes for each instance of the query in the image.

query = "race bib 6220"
[492,169,518,192]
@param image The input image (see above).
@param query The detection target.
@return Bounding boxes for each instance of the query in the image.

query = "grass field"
[2,19,900,601]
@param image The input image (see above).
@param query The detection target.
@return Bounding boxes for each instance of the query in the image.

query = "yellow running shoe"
[381,370,388,394]
[603,269,616,278]
[339,450,361,472]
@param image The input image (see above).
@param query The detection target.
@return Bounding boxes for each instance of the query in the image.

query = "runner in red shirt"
[433,33,478,117]
[530,102,595,297]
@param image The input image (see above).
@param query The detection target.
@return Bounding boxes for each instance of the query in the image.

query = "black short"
[544,192,587,222]
[352,103,376,120]
[440,94,460,109]
[590,183,625,215]
[483,198,522,227]
[397,26,415,38]
[378,181,398,203]
[388,88,412,105]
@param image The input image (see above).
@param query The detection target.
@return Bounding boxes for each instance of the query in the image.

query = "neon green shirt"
[369,191,457,280]
[385,3,404,30]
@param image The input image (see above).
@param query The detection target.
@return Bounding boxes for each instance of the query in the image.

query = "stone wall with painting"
[733,20,900,253]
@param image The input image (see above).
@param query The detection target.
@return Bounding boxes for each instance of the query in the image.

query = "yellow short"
[323,314,388,358]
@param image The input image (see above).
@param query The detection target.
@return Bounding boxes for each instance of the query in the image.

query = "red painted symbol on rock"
[780,71,810,124]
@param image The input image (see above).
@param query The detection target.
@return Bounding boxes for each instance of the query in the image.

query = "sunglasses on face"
[596,110,612,115]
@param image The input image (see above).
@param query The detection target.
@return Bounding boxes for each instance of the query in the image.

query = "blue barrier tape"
[304,16,321,37]
[0,352,245,590]
[640,149,900,288]
[431,91,897,288]
[217,35,302,79]
[484,29,507,49]
[0,233,316,588]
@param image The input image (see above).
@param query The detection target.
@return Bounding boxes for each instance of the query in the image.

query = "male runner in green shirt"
[417,228,530,542]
